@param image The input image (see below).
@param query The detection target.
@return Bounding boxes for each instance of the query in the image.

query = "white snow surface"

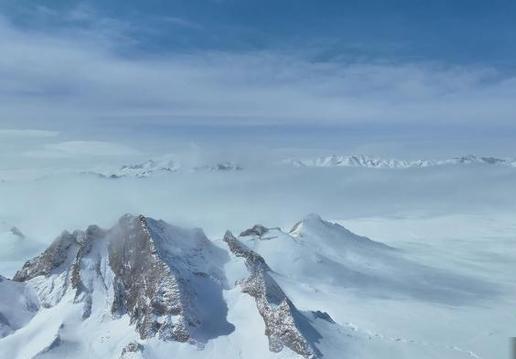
[0,212,512,358]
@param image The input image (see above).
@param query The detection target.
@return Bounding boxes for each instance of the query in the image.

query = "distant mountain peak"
[86,159,243,179]
[284,154,516,169]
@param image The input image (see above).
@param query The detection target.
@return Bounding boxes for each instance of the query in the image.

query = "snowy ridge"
[12,214,232,346]
[87,159,242,179]
[284,154,516,169]
[224,231,323,358]
[237,214,496,305]
[110,159,180,178]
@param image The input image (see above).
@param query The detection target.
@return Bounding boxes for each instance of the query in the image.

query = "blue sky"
[0,1,515,159]
[2,0,515,65]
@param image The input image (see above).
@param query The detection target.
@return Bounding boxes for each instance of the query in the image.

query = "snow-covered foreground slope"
[234,215,514,359]
[285,154,516,169]
[0,214,344,358]
[336,214,516,359]
[0,213,510,358]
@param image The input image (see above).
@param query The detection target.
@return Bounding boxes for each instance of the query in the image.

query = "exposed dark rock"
[223,231,270,272]
[120,341,144,358]
[223,231,321,358]
[312,311,335,324]
[108,214,195,342]
[13,230,81,282]
[13,214,231,346]
[239,225,269,238]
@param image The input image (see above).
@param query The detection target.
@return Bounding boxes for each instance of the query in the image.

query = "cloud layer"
[0,15,515,134]
[23,141,140,159]
[0,129,59,138]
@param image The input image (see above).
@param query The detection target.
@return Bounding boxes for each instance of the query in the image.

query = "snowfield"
[0,212,514,358]
[0,165,514,358]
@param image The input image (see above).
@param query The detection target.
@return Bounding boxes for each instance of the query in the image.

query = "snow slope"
[0,215,345,358]
[233,214,505,359]
[237,214,496,304]
[0,213,507,358]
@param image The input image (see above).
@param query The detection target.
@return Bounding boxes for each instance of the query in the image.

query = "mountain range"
[85,160,243,179]
[284,154,516,169]
[0,213,491,358]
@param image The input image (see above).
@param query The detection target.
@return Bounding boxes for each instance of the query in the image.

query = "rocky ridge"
[12,214,230,345]
[2,214,345,358]
[224,231,322,358]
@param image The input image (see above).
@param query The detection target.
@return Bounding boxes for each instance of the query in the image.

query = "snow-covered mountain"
[284,154,516,169]
[103,159,180,178]
[0,214,344,358]
[0,214,491,358]
[236,214,493,304]
[86,159,243,179]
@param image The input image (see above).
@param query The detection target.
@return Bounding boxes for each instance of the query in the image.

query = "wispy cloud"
[158,16,203,30]
[0,14,515,134]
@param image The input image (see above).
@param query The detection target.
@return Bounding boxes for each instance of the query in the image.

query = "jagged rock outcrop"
[14,230,81,283]
[109,214,195,342]
[239,224,269,238]
[13,225,107,312]
[120,341,144,358]
[6,214,349,357]
[12,214,232,345]
[224,231,321,358]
